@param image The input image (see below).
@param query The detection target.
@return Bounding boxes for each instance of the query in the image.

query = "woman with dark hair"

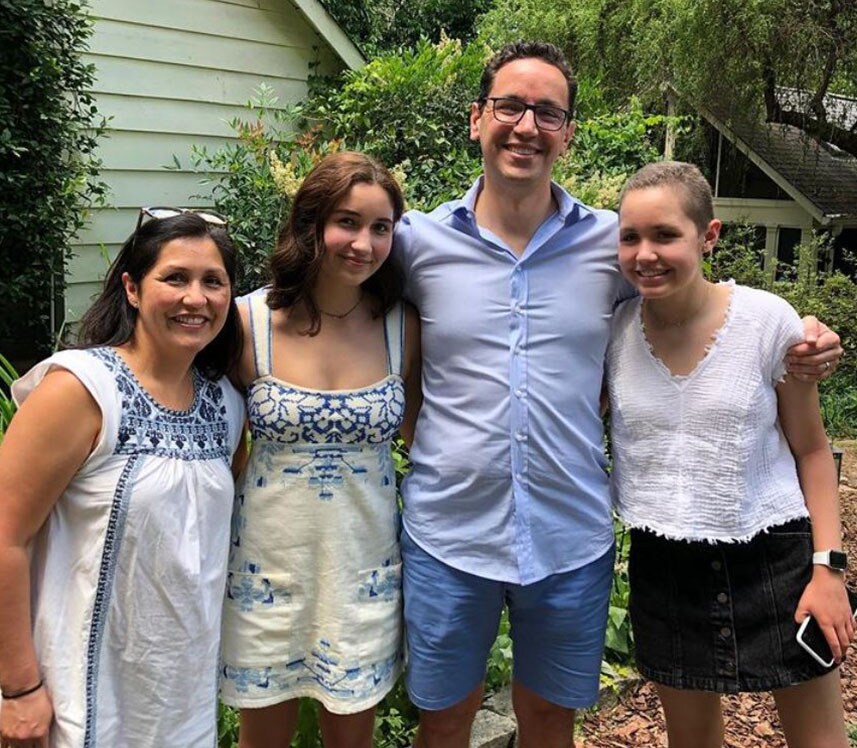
[0,210,246,747]
[220,151,421,748]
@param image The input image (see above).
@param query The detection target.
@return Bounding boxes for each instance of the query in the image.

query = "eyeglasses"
[480,97,570,131]
[136,206,228,232]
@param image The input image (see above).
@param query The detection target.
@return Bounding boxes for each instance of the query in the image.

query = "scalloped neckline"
[638,281,736,382]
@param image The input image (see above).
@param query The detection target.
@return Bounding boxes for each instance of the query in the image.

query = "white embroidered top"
[607,282,809,542]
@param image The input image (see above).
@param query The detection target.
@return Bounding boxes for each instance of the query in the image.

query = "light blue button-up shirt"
[397,178,633,585]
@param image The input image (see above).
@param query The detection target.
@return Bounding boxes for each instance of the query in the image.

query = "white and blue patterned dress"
[11,347,245,748]
[220,294,405,713]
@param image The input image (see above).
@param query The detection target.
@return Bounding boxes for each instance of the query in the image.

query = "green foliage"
[0,354,20,443]
[485,611,513,692]
[305,36,485,211]
[476,0,857,156]
[566,100,678,178]
[180,86,290,295]
[323,0,492,53]
[480,0,855,111]
[708,231,857,438]
[0,0,106,357]
[476,0,573,51]
[706,224,770,290]
[181,86,346,295]
[552,99,681,210]
[604,524,632,662]
[217,703,239,747]
[373,681,419,748]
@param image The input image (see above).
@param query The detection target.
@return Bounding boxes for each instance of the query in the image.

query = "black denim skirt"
[629,518,835,693]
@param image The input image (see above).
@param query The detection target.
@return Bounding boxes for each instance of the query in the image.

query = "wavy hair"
[267,151,405,335]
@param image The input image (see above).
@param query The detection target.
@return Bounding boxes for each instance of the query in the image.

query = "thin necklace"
[318,291,363,319]
[644,284,712,328]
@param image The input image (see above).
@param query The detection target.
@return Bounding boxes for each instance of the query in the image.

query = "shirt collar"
[452,176,593,228]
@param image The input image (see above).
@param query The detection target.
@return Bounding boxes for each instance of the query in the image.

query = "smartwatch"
[812,550,848,572]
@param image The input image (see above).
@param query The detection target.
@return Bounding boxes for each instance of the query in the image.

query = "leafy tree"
[305,36,486,209]
[478,0,857,156]
[322,0,492,53]
[0,0,105,360]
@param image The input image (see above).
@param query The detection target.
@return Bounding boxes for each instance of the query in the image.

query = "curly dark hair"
[76,212,242,380]
[477,41,577,117]
[267,151,405,335]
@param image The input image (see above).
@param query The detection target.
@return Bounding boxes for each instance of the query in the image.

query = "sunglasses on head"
[135,206,229,232]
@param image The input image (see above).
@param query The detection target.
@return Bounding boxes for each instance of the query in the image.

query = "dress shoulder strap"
[244,291,273,379]
[383,301,405,377]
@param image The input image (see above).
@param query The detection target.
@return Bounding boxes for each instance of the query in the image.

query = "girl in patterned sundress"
[220,151,421,748]
[0,211,245,747]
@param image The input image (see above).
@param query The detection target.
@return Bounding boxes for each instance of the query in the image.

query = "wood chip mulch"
[578,441,857,747]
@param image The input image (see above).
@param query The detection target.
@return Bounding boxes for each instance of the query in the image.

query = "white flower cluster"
[268,151,302,199]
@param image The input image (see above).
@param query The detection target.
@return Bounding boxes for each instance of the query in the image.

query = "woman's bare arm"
[0,369,100,742]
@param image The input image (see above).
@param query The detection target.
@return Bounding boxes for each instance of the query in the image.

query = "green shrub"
[708,231,857,437]
[0,353,20,443]
[180,86,345,295]
[305,36,485,211]
[0,0,106,358]
[553,98,683,210]
[324,0,491,54]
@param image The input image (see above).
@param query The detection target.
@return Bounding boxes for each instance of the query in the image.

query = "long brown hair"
[267,151,405,335]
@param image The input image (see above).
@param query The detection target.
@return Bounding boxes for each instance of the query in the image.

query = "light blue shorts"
[401,528,615,711]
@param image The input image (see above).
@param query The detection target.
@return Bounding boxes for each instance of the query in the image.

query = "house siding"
[68,0,348,321]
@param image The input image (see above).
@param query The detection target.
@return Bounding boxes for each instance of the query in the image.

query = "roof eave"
[697,104,828,224]
[289,0,366,71]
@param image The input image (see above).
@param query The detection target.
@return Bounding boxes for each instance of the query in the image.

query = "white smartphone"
[796,588,857,668]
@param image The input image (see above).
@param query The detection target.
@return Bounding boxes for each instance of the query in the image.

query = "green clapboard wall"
[68,0,362,322]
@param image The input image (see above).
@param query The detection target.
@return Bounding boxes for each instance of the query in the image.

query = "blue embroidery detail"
[222,642,401,701]
[87,348,233,462]
[226,572,292,612]
[247,377,404,446]
[83,454,142,748]
[357,562,402,602]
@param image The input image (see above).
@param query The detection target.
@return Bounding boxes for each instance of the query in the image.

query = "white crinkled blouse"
[608,282,809,542]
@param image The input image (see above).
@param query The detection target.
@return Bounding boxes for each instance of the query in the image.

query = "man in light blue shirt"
[396,41,841,748]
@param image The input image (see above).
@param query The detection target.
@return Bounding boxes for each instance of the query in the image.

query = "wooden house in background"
[66,0,363,323]
[673,88,857,277]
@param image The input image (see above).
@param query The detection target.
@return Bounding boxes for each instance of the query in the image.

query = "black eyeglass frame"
[478,97,572,132]
[135,206,229,233]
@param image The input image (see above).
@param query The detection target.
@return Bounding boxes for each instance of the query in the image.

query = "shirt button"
[711,560,722,571]
[516,473,523,481]
[724,661,734,672]
[514,389,523,398]
[516,432,526,441]
[716,592,729,604]
[720,626,731,638]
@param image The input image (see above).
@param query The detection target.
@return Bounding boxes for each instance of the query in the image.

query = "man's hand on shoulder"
[787,316,843,382]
